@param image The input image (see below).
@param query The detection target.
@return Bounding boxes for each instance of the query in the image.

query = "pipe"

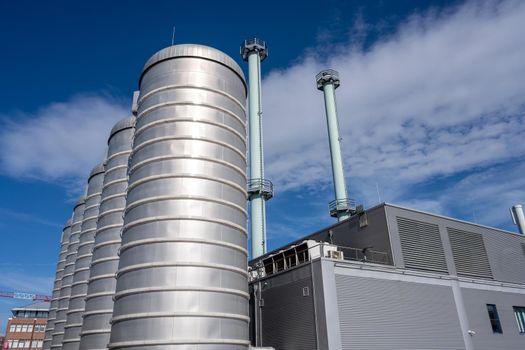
[511,204,525,234]
[316,69,350,221]
[241,38,273,259]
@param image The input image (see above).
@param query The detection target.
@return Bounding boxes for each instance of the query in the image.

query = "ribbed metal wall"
[43,219,73,350]
[108,44,249,350]
[51,197,86,349]
[79,117,135,350]
[447,227,493,279]
[335,274,465,350]
[397,216,448,273]
[63,164,106,350]
[261,277,316,349]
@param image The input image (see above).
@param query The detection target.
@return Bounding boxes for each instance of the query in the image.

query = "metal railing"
[247,178,274,200]
[249,241,391,281]
[329,198,356,217]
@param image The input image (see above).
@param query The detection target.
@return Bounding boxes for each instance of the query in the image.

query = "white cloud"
[0,94,128,187]
[261,0,525,224]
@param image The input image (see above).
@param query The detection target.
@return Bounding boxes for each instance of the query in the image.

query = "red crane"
[0,291,51,302]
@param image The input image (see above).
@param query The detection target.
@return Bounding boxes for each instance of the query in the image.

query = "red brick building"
[2,302,49,350]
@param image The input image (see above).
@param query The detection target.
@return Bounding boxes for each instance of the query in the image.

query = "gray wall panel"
[258,265,317,350]
[335,274,465,350]
[462,287,525,350]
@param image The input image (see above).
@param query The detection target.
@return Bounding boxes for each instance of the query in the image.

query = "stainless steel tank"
[43,219,73,350]
[52,197,86,349]
[79,116,136,350]
[108,44,249,350]
[63,164,106,350]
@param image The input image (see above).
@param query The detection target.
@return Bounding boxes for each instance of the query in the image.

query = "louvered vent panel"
[448,227,493,279]
[397,217,448,273]
[261,277,316,349]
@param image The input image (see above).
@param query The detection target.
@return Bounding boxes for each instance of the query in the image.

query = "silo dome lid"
[109,116,136,141]
[140,44,246,86]
[88,163,105,181]
[74,196,86,207]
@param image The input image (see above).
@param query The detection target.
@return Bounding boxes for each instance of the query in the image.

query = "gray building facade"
[249,203,525,350]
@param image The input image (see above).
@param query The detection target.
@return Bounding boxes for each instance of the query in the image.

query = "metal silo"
[63,164,106,350]
[51,197,86,350]
[79,116,136,350]
[43,219,73,350]
[108,44,249,350]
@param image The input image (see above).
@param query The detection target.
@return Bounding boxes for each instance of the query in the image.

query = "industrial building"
[3,301,49,349]
[248,203,525,349]
[38,40,525,350]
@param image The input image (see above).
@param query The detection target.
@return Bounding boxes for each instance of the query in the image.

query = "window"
[15,325,22,332]
[12,340,18,348]
[10,325,16,332]
[487,304,503,333]
[21,325,28,332]
[37,341,43,348]
[7,341,13,348]
[514,306,525,333]
[18,341,24,348]
[27,325,33,332]
[24,341,29,348]
[31,341,38,348]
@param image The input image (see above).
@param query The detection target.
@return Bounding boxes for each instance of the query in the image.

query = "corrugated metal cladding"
[335,274,465,350]
[481,229,525,284]
[447,227,493,279]
[396,217,448,273]
[462,288,525,350]
[261,277,316,350]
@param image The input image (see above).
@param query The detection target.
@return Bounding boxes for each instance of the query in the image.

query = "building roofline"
[383,202,520,236]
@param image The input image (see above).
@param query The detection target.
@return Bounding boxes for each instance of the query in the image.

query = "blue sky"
[1,0,524,332]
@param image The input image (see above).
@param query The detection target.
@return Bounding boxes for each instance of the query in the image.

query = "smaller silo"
[80,116,136,350]
[51,197,86,349]
[43,219,72,350]
[62,164,106,350]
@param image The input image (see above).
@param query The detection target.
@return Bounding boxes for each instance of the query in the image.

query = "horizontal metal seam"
[92,239,121,251]
[127,173,246,197]
[68,293,88,300]
[135,116,246,148]
[85,191,103,201]
[125,195,247,217]
[105,150,132,162]
[79,328,111,336]
[81,215,100,223]
[129,155,246,180]
[111,311,250,324]
[94,223,123,234]
[108,338,251,347]
[133,135,246,161]
[84,290,115,299]
[116,261,247,277]
[120,237,247,255]
[97,207,126,219]
[90,257,120,267]
[72,255,93,263]
[123,215,247,236]
[113,286,249,300]
[82,309,114,317]
[102,178,128,191]
[77,241,95,250]
[138,101,245,130]
[99,193,126,205]
[138,84,246,112]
